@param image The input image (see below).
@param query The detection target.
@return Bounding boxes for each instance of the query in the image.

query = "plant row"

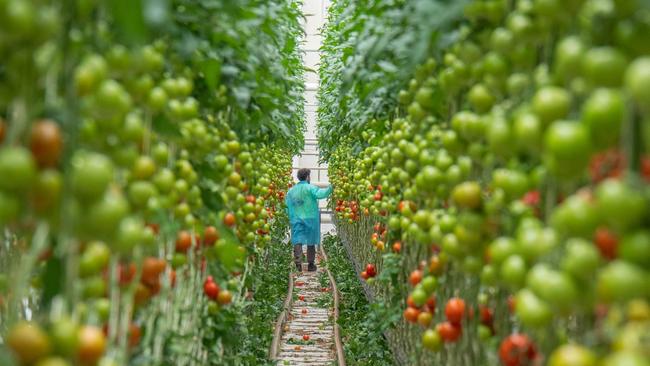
[321,0,650,365]
[0,1,303,365]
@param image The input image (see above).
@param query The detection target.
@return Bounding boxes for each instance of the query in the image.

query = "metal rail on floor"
[269,244,346,366]
[319,243,346,366]
[269,270,294,360]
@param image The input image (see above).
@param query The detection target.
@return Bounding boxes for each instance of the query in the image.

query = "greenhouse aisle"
[272,2,343,365]
[292,0,335,237]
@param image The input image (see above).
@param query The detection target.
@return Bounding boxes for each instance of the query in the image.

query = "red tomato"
[426,296,437,313]
[203,281,219,300]
[141,257,166,286]
[203,226,219,246]
[175,230,192,252]
[224,212,236,227]
[118,263,136,285]
[480,305,494,326]
[365,263,376,277]
[0,118,5,143]
[404,307,420,323]
[594,227,618,260]
[445,298,466,325]
[30,119,63,168]
[499,334,538,366]
[128,324,141,348]
[409,269,423,286]
[437,321,462,342]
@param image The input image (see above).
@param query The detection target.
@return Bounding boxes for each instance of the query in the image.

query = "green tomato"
[411,287,428,307]
[595,179,646,232]
[121,113,145,143]
[492,169,529,201]
[0,147,37,193]
[625,57,650,110]
[71,152,114,202]
[415,166,442,191]
[75,55,108,95]
[561,238,601,280]
[532,86,571,125]
[513,113,542,156]
[480,264,498,286]
[597,260,648,303]
[551,194,599,238]
[500,255,527,289]
[581,89,625,149]
[619,231,650,268]
[147,87,168,111]
[544,120,591,179]
[128,181,158,209]
[79,241,110,277]
[490,27,514,55]
[548,344,596,366]
[114,217,145,253]
[49,318,79,357]
[442,233,464,258]
[153,168,175,193]
[487,117,513,158]
[507,72,531,96]
[527,264,578,311]
[489,237,518,266]
[421,276,437,294]
[477,324,492,341]
[468,84,495,113]
[422,329,442,351]
[515,289,552,328]
[94,299,111,322]
[83,190,129,240]
[82,276,106,298]
[517,227,557,263]
[171,253,187,269]
[582,47,627,87]
[93,80,132,118]
[553,36,586,82]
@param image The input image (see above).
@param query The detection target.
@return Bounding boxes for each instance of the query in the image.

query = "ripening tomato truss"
[0,0,304,365]
[320,0,650,365]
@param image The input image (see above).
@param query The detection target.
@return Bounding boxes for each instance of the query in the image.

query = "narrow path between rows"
[270,245,345,366]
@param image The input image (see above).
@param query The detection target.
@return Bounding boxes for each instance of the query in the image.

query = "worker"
[285,168,333,272]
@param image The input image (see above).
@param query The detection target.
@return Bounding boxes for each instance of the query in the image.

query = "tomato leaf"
[107,0,149,46]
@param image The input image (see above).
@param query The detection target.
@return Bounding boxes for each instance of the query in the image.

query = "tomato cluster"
[326,0,650,364]
[0,1,298,365]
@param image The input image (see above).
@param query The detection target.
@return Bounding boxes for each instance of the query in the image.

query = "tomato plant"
[320,0,650,364]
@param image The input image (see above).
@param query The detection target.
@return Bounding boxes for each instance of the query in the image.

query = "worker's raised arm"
[310,184,333,200]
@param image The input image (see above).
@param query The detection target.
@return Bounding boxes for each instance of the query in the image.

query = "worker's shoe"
[295,263,302,272]
[307,263,317,272]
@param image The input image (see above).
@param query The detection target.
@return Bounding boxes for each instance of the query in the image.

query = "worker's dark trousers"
[293,244,315,268]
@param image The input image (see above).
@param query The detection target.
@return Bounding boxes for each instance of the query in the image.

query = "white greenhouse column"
[293,0,334,236]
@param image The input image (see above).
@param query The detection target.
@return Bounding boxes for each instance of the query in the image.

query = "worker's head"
[297,168,311,182]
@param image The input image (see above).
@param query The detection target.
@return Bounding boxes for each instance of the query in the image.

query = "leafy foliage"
[322,234,394,365]
[318,0,470,158]
[208,214,292,365]
[167,0,306,153]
